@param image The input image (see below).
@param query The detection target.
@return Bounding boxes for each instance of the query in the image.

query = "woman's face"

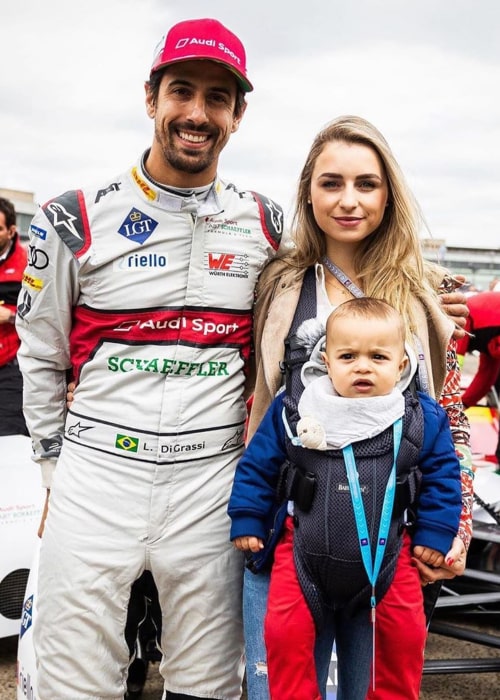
[309,140,389,254]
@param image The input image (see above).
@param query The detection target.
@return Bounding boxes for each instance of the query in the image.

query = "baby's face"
[322,316,408,399]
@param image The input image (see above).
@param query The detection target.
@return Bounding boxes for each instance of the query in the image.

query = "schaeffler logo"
[205,217,251,236]
[175,38,242,65]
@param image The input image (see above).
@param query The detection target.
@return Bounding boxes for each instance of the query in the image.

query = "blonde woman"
[238,115,472,700]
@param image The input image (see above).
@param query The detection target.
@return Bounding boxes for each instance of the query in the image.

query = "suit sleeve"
[15,206,80,486]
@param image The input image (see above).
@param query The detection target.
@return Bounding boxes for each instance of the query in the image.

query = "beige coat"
[247,258,454,440]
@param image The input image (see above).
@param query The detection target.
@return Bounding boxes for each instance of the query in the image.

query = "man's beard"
[156,125,218,175]
[163,146,214,174]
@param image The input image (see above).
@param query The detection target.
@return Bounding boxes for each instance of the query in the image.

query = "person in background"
[0,197,28,436]
[230,297,462,700]
[240,115,472,700]
[16,18,282,700]
[457,290,500,465]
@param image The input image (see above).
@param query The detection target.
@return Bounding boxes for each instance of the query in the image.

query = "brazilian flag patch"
[115,434,139,452]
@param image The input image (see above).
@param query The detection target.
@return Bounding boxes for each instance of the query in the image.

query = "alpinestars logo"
[265,198,283,236]
[206,251,249,278]
[67,421,93,438]
[46,202,81,239]
[222,428,244,451]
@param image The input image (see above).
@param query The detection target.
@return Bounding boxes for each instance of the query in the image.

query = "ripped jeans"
[243,568,334,700]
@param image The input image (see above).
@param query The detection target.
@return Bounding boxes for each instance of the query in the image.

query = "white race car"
[0,434,43,699]
[0,434,43,641]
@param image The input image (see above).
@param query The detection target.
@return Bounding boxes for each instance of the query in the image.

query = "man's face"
[145,60,245,187]
[0,211,15,256]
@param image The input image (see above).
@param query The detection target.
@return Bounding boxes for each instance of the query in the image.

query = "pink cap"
[150,18,253,92]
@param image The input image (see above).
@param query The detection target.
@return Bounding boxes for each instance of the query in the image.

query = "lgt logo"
[20,594,34,639]
[117,209,158,245]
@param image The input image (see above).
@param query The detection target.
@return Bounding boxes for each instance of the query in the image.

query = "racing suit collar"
[133,151,224,216]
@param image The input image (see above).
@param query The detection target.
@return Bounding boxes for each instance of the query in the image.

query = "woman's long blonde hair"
[287,115,437,333]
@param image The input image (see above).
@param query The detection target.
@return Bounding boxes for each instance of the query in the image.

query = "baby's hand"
[411,537,466,585]
[233,536,264,552]
[412,545,444,569]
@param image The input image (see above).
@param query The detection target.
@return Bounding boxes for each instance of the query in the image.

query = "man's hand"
[233,536,264,552]
[439,274,469,340]
[67,381,76,409]
[38,489,50,538]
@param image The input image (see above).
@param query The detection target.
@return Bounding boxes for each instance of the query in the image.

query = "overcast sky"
[2,0,499,249]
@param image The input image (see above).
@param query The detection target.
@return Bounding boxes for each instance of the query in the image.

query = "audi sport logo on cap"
[150,17,253,92]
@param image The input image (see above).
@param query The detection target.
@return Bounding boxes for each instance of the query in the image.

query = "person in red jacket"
[456,290,500,463]
[0,197,28,436]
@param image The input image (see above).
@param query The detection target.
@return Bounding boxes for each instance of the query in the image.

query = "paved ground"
[2,614,499,699]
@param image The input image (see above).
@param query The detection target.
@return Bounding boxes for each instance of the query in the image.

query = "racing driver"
[16,18,282,700]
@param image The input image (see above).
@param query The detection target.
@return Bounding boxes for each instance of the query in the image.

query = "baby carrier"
[279,267,424,629]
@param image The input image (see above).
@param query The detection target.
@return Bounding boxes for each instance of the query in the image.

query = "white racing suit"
[16,156,283,700]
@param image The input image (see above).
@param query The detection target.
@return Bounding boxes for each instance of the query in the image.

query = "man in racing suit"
[16,18,282,700]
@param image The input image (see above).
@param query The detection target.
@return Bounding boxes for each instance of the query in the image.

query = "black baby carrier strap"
[280,266,318,396]
[278,267,319,511]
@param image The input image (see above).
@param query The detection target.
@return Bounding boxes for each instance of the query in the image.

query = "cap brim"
[151,56,253,92]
